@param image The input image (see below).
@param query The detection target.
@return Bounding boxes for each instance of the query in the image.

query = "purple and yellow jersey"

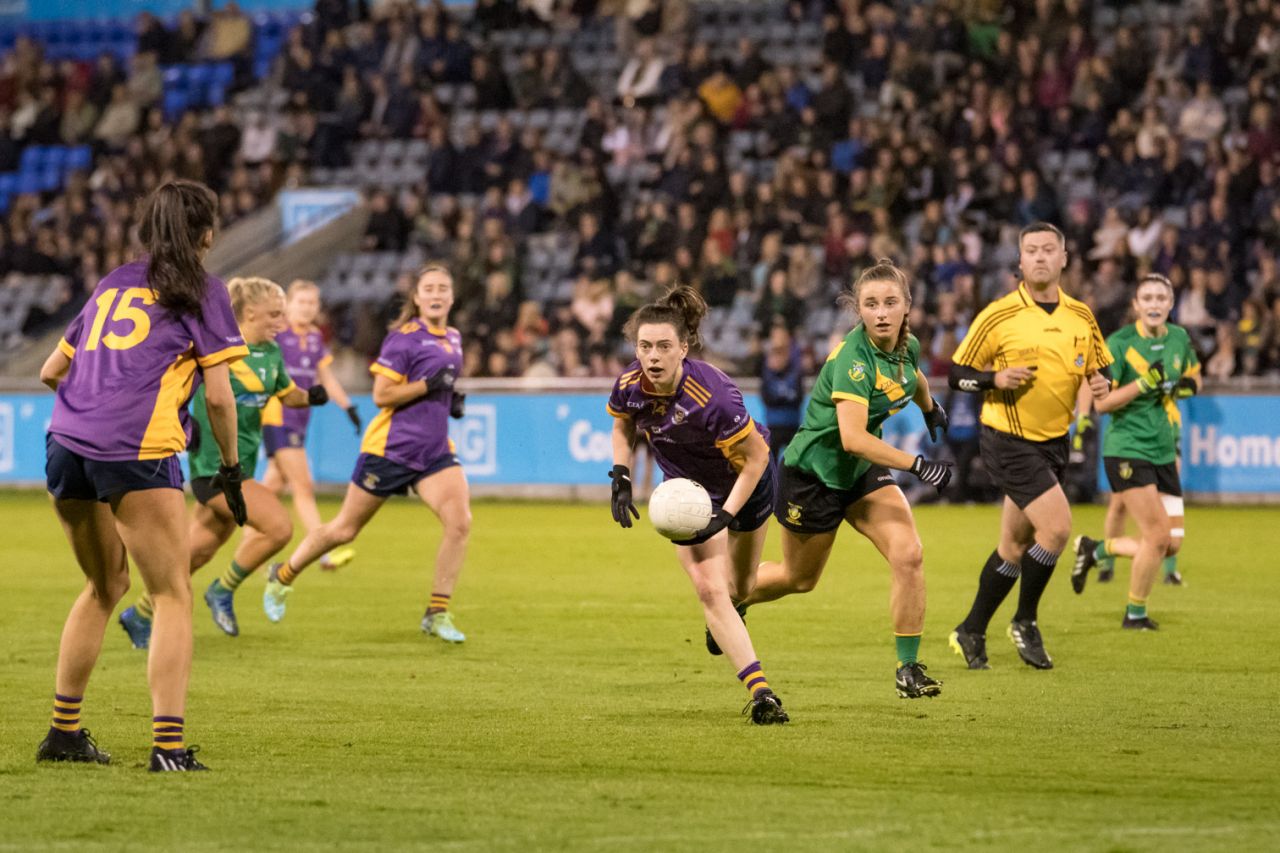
[262,325,333,433]
[607,358,767,502]
[359,320,463,469]
[49,261,247,461]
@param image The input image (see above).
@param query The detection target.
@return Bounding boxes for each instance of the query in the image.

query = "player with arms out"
[1071,273,1200,629]
[36,180,247,772]
[262,264,472,641]
[607,287,787,724]
[261,280,361,571]
[948,222,1112,670]
[117,277,329,647]
[739,260,953,699]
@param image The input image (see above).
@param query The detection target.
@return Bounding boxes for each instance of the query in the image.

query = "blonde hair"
[393,262,453,327]
[226,276,285,320]
[286,278,320,299]
[839,258,913,378]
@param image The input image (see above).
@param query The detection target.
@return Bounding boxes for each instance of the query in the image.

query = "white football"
[648,478,713,541]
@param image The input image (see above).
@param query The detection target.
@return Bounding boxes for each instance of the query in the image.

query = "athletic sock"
[276,561,301,586]
[736,661,771,697]
[51,694,81,733]
[1162,555,1178,577]
[135,593,154,621]
[218,560,252,592]
[1126,597,1148,619]
[959,550,1019,634]
[426,592,451,615]
[152,716,184,751]
[895,633,922,667]
[1014,542,1060,623]
[1093,539,1115,561]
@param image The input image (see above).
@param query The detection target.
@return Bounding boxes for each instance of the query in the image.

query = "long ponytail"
[138,179,219,318]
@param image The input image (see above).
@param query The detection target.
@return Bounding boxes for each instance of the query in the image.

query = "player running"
[607,286,788,725]
[261,280,362,571]
[738,260,953,699]
[36,180,247,772]
[117,277,329,647]
[1071,273,1200,629]
[948,222,1112,670]
[262,264,472,641]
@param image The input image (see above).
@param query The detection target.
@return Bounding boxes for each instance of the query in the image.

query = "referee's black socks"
[1013,542,1061,623]
[959,550,1021,635]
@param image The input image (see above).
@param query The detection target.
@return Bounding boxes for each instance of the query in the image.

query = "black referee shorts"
[979,425,1069,510]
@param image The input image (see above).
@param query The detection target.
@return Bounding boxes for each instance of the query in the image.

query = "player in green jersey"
[118,278,328,647]
[1071,274,1200,629]
[739,260,953,699]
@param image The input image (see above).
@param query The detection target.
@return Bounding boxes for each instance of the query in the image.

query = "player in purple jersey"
[263,264,473,641]
[261,280,362,571]
[35,180,247,772]
[607,287,788,725]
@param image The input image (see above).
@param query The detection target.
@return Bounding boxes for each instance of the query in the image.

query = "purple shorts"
[263,425,307,457]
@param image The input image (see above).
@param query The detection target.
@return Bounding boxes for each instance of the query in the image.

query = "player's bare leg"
[849,487,940,698]
[273,447,352,570]
[415,465,471,641]
[1119,485,1170,630]
[741,528,836,605]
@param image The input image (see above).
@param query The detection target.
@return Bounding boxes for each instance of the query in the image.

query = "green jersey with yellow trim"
[783,324,920,489]
[189,340,296,479]
[1102,322,1199,464]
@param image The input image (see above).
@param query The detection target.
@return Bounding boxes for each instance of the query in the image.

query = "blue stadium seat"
[64,146,93,173]
[162,89,190,122]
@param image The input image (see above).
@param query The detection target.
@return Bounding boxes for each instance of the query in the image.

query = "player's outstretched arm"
[608,416,640,528]
[318,360,362,433]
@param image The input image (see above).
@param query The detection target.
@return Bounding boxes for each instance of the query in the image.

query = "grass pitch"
[1,490,1277,851]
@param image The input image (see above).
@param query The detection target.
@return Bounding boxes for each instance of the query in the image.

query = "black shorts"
[676,458,778,546]
[979,426,1069,510]
[45,433,184,502]
[263,425,306,457]
[1103,457,1182,496]
[351,451,460,498]
[774,463,897,534]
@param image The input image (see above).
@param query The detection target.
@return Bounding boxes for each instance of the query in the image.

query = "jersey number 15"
[84,287,154,351]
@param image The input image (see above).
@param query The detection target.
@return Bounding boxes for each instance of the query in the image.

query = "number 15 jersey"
[49,260,248,461]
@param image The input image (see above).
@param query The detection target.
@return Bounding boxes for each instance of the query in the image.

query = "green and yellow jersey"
[1102,322,1200,464]
[189,340,296,479]
[784,324,920,489]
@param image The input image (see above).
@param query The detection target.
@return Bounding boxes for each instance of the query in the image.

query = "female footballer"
[1071,273,1200,629]
[607,286,788,725]
[262,264,472,643]
[117,277,329,646]
[37,180,247,772]
[261,280,361,571]
[740,260,953,699]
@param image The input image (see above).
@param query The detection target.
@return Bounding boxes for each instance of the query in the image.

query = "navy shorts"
[263,425,306,456]
[46,434,184,502]
[677,458,777,546]
[351,451,460,498]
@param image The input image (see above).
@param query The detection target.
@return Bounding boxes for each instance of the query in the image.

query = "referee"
[947,223,1112,669]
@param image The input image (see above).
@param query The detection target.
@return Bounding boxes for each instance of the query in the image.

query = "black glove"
[923,399,949,442]
[1175,376,1198,398]
[211,463,248,526]
[674,507,734,545]
[450,392,466,419]
[345,404,362,434]
[608,464,640,528]
[422,366,457,395]
[188,418,202,454]
[307,384,329,406]
[910,455,953,492]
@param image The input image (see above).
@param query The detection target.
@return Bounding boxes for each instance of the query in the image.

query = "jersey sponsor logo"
[786,502,802,524]
[848,362,867,382]
[1119,461,1133,480]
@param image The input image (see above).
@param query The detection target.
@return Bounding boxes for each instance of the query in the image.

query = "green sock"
[1093,539,1114,561]
[895,633,921,667]
[1126,598,1147,619]
[1162,555,1178,577]
[218,560,253,592]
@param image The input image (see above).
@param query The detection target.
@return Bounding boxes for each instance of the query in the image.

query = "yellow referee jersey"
[953,282,1112,441]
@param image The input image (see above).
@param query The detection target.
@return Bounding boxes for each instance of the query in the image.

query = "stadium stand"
[1,0,1278,378]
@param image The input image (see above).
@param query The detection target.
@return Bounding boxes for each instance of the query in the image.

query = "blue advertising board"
[3,392,1278,496]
